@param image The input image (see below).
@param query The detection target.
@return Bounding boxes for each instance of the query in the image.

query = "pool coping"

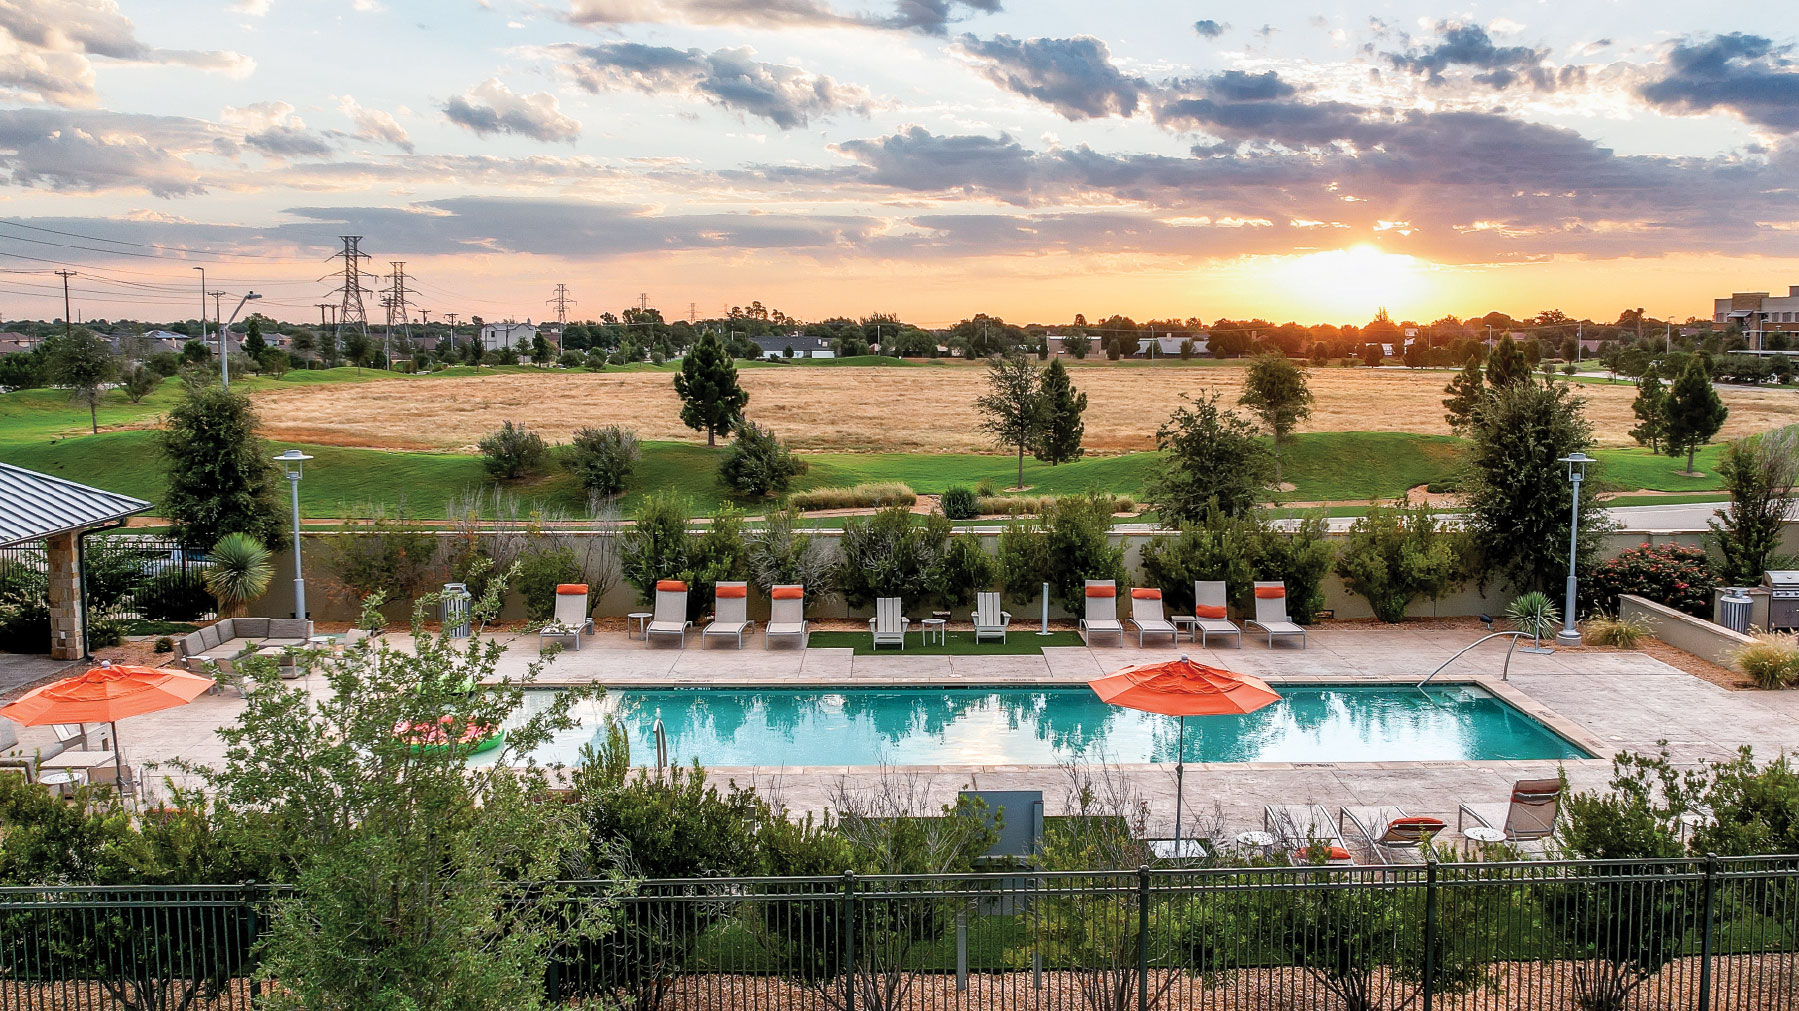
[533,672,1614,775]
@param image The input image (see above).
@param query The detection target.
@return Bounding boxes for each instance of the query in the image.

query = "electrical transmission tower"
[546,283,575,352]
[689,302,697,324]
[637,292,649,312]
[381,261,416,364]
[323,236,372,354]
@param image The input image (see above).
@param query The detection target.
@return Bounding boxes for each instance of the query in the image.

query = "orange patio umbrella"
[1090,654,1281,851]
[0,661,215,790]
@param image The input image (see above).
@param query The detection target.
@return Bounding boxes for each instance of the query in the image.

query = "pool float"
[393,715,505,755]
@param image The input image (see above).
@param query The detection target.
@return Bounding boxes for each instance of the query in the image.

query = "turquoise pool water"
[501,683,1590,767]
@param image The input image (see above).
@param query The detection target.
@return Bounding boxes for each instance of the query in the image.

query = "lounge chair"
[1340,806,1446,865]
[538,583,594,651]
[869,597,910,650]
[764,585,809,649]
[971,592,1011,643]
[1079,581,1123,646]
[1246,582,1307,648]
[1127,588,1179,647]
[703,582,755,648]
[1458,778,1563,850]
[646,580,693,647]
[1191,581,1242,648]
[1264,803,1356,865]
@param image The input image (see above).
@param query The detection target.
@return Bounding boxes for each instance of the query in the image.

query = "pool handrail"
[653,717,669,777]
[1418,631,1530,689]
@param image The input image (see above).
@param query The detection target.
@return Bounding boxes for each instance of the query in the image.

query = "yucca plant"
[204,532,273,617]
[1506,591,1561,647]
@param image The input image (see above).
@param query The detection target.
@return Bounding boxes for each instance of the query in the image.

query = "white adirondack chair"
[646,580,693,647]
[764,585,808,649]
[869,597,911,650]
[971,592,1011,643]
[703,581,754,648]
[1079,581,1123,645]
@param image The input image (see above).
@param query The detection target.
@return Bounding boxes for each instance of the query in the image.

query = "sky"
[0,0,1797,328]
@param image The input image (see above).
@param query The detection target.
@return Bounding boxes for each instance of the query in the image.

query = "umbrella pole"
[110,721,124,799]
[1173,715,1185,853]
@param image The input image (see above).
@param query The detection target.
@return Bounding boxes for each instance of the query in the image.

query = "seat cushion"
[266,618,313,639]
[199,624,224,650]
[233,618,270,638]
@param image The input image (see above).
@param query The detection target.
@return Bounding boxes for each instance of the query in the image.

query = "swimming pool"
[496,683,1591,767]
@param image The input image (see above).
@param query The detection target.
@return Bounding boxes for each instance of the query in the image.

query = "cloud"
[221,101,334,159]
[0,108,208,196]
[0,0,252,106]
[1386,22,1559,91]
[954,34,1144,120]
[229,0,272,15]
[337,95,413,152]
[1639,33,1799,132]
[879,0,1000,35]
[554,43,870,129]
[443,78,580,142]
[562,0,997,34]
[1192,20,1228,39]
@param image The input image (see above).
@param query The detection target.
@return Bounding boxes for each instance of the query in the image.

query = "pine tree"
[1629,365,1667,452]
[1663,356,1728,473]
[672,332,748,446]
[159,376,284,549]
[1441,354,1485,430]
[1033,359,1086,466]
[243,317,268,362]
[1486,335,1529,389]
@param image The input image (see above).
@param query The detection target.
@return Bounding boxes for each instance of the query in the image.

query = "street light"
[1555,452,1594,646]
[274,450,313,620]
[219,291,262,389]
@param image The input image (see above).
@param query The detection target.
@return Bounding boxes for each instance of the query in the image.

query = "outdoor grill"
[1762,571,1799,629]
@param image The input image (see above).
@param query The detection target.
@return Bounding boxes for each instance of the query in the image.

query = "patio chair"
[1339,806,1446,865]
[971,592,1011,643]
[1191,581,1243,648]
[764,585,809,649]
[1457,778,1563,850]
[703,582,755,648]
[1246,582,1307,648]
[1127,588,1179,647]
[1079,581,1123,646]
[1264,803,1356,865]
[869,597,911,650]
[646,580,693,647]
[538,583,594,651]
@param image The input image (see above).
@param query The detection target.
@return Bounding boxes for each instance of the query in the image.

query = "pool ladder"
[1417,631,1530,689]
[652,718,669,779]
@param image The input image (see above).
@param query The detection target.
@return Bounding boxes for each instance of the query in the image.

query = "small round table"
[37,770,85,799]
[1462,826,1507,857]
[1234,830,1276,855]
[920,618,947,646]
[627,613,653,640]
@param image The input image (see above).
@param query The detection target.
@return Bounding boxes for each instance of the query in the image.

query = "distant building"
[1715,288,1799,350]
[1046,333,1095,357]
[0,333,37,355]
[749,335,835,359]
[1135,333,1207,357]
[480,321,537,351]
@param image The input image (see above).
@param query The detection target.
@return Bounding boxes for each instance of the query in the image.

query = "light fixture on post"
[274,450,313,619]
[1555,452,1593,646]
[219,291,262,389]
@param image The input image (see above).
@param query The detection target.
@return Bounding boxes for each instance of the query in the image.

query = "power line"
[0,218,319,262]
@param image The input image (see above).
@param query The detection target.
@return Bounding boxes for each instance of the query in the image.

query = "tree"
[1709,428,1799,585]
[1628,364,1667,451]
[1146,391,1276,523]
[975,353,1043,490]
[121,364,160,402]
[159,377,284,549]
[1485,334,1529,389]
[1662,356,1728,473]
[478,420,548,481]
[672,333,747,446]
[43,327,117,433]
[1359,342,1382,366]
[1441,354,1485,431]
[1033,358,1086,466]
[1334,501,1465,621]
[242,317,267,363]
[1239,353,1313,483]
[719,420,808,497]
[531,333,553,365]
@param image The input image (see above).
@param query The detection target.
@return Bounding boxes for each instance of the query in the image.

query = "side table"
[627,612,653,640]
[920,618,947,646]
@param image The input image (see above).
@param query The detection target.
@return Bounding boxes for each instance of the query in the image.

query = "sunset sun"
[1269,245,1429,321]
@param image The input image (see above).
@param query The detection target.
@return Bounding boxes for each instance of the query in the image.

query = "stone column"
[45,530,84,660]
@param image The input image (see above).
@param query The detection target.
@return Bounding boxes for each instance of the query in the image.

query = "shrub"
[619,493,746,619]
[788,483,916,511]
[1254,516,1336,624]
[940,486,978,520]
[1147,390,1276,522]
[478,420,548,481]
[1734,633,1799,689]
[317,504,439,605]
[153,636,174,654]
[562,426,639,497]
[976,493,1134,516]
[1138,506,1261,615]
[719,421,808,497]
[203,532,273,617]
[1587,543,1717,618]
[928,536,998,610]
[513,547,580,621]
[1334,501,1466,622]
[1506,591,1560,644]
[996,494,1128,614]
[1583,614,1652,649]
[836,508,950,609]
[975,478,997,498]
[87,617,123,649]
[747,508,833,602]
[0,571,50,653]
[134,568,214,621]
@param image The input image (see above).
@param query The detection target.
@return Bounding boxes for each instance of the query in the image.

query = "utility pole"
[192,267,206,347]
[209,291,225,356]
[54,270,74,338]
[1576,321,1582,363]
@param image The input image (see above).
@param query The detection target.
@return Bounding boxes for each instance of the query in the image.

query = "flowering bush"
[1587,543,1718,618]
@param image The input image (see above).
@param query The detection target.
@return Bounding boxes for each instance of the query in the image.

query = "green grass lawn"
[804,629,1086,655]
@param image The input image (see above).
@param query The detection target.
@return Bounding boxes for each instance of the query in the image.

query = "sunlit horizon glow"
[0,1,1795,327]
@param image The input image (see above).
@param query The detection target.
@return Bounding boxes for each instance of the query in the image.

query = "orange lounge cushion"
[1130,588,1161,600]
[655,580,687,592]
[1296,846,1353,862]
[770,586,805,600]
[715,585,748,599]
[1389,816,1446,833]
[1254,586,1286,599]
[1195,604,1228,619]
[555,584,588,595]
[1085,585,1116,598]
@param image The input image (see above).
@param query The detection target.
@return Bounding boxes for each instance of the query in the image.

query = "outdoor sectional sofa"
[176,617,314,680]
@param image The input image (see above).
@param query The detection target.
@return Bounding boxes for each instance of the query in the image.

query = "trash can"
[1718,587,1752,634]
[441,582,471,638]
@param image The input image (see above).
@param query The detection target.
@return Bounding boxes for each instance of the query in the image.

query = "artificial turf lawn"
[803,629,1088,655]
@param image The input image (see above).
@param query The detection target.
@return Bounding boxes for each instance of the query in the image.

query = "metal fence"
[0,535,213,626]
[1,857,1795,1010]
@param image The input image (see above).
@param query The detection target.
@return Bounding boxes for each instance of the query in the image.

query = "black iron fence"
[1,857,1795,1009]
[0,535,214,628]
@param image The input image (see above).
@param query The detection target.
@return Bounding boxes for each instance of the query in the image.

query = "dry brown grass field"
[241,364,1798,455]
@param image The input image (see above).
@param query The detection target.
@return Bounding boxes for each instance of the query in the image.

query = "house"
[480,321,537,352]
[749,335,835,359]
[1046,333,1096,357]
[0,332,38,355]
[1135,333,1207,357]
[1715,288,1799,351]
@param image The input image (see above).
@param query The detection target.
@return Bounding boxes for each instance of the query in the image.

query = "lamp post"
[219,291,262,389]
[1555,452,1593,646]
[274,450,313,619]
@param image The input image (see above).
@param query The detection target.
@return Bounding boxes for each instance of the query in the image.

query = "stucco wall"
[1618,593,1754,672]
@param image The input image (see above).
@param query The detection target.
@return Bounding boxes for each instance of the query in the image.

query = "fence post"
[841,871,858,1011]
[1422,858,1438,1011]
[1697,853,1719,1011]
[244,881,261,1001]
[1137,865,1151,1011]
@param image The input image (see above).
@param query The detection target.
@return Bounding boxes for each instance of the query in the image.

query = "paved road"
[1607,501,1728,530]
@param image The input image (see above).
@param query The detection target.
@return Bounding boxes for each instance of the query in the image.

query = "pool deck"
[23,626,1799,848]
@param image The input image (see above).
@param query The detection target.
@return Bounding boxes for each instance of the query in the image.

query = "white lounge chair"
[971,592,1011,643]
[1264,803,1356,865]
[538,583,594,650]
[1458,778,1563,851]
[703,581,755,648]
[1127,589,1179,647]
[764,585,809,649]
[869,597,911,650]
[1079,581,1123,646]
[1246,581,1307,648]
[1339,806,1445,865]
[646,580,693,647]
[1190,581,1243,648]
